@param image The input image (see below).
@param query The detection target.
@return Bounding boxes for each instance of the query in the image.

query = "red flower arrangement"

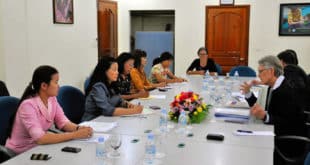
[169,91,209,123]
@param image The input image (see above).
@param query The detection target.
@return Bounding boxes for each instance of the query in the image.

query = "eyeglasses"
[199,53,208,56]
[258,68,271,74]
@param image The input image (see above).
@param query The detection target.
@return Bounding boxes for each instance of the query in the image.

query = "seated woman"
[150,52,186,83]
[187,47,217,75]
[116,52,149,100]
[5,66,92,154]
[130,49,166,91]
[82,56,143,121]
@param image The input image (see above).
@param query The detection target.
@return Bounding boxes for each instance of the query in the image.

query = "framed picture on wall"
[220,0,234,6]
[53,0,74,24]
[279,3,310,36]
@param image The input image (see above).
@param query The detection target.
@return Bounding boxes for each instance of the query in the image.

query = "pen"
[120,115,147,118]
[237,130,253,133]
[224,120,246,124]
[234,96,242,102]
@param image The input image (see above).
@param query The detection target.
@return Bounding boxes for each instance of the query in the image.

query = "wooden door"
[206,6,250,74]
[97,0,118,59]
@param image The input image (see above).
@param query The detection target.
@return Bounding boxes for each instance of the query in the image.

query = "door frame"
[205,5,250,66]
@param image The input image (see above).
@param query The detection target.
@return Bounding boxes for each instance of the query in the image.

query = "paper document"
[121,108,154,117]
[75,133,110,143]
[225,100,249,108]
[150,95,166,99]
[79,121,117,133]
[215,107,250,119]
[233,130,275,136]
[140,95,166,100]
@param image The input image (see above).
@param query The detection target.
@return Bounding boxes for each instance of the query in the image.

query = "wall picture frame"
[220,0,235,6]
[53,0,74,24]
[279,3,310,36]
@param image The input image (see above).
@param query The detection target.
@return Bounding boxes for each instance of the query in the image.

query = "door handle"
[240,58,245,61]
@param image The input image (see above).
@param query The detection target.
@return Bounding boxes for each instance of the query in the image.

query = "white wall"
[118,0,310,76]
[1,0,310,97]
[1,0,98,97]
[1,0,31,96]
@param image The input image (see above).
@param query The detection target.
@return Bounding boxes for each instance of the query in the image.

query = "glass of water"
[108,134,122,158]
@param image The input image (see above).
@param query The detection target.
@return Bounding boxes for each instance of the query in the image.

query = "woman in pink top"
[5,65,93,154]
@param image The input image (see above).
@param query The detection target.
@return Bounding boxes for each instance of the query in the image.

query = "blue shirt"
[82,82,124,121]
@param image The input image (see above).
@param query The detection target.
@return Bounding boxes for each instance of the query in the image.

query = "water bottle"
[202,70,210,91]
[159,109,168,133]
[208,73,215,92]
[233,71,240,92]
[204,70,210,79]
[144,133,156,164]
[178,110,188,136]
[96,137,106,158]
[233,71,239,81]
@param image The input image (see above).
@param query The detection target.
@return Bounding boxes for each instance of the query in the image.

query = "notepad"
[79,121,117,133]
[121,108,154,117]
[140,95,166,100]
[233,130,275,136]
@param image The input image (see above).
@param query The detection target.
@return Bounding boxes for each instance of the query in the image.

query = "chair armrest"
[0,145,16,158]
[276,135,310,143]
[275,136,310,163]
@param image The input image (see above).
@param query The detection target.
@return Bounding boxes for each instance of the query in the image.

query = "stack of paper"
[214,107,250,120]
[79,121,117,133]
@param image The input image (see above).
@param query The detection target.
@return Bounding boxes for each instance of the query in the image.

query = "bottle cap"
[98,137,105,143]
[161,108,167,113]
[147,133,154,139]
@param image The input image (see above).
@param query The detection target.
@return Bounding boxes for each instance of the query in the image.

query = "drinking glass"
[108,134,122,158]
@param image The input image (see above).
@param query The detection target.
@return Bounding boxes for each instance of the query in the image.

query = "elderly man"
[240,56,306,165]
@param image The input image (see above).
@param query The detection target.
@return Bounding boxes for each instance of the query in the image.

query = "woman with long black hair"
[82,56,143,121]
[116,52,149,100]
[5,65,92,154]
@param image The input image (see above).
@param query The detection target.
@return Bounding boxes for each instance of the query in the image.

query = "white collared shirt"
[271,75,285,90]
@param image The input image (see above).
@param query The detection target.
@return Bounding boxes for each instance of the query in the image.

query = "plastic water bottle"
[159,109,168,133]
[203,70,211,91]
[178,110,188,136]
[233,71,239,81]
[208,74,215,92]
[144,133,156,164]
[204,70,210,79]
[96,137,106,158]
[233,71,240,92]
